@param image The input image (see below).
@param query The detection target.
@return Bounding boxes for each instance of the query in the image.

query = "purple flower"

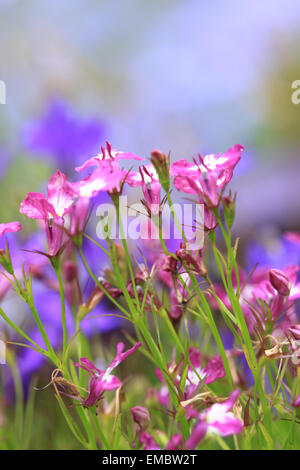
[203,356,226,384]
[246,233,300,271]
[23,100,106,174]
[3,289,74,398]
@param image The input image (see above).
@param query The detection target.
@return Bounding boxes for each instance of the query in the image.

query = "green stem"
[53,263,68,360]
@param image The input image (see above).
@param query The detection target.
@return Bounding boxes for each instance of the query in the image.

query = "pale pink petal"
[47,170,75,217]
[20,192,56,220]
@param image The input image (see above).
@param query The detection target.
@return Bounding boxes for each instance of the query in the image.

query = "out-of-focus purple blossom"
[23,100,106,174]
[3,289,74,397]
[246,232,300,271]
[78,236,123,335]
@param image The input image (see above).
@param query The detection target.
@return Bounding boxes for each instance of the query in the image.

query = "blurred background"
[0,0,300,239]
[0,0,300,448]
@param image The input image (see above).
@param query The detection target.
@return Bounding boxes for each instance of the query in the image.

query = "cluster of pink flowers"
[1,139,300,450]
[10,141,243,258]
[209,264,300,346]
[131,390,242,450]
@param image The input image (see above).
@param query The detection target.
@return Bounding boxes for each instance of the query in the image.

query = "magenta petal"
[209,416,243,437]
[0,221,22,237]
[75,156,102,172]
[106,341,141,374]
[45,216,64,257]
[47,170,75,217]
[83,376,105,406]
[185,422,207,450]
[99,375,122,391]
[20,192,56,220]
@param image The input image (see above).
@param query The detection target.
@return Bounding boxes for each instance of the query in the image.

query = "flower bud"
[84,286,105,312]
[63,260,78,283]
[222,191,236,229]
[0,241,13,275]
[150,149,170,192]
[130,406,150,433]
[269,269,291,296]
[293,394,300,408]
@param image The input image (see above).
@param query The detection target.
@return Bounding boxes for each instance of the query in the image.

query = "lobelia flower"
[170,144,243,209]
[23,99,106,174]
[74,342,141,407]
[20,170,76,256]
[139,432,183,451]
[203,356,226,385]
[185,390,243,449]
[72,159,128,199]
[209,265,300,335]
[127,164,162,217]
[156,347,225,408]
[166,434,183,451]
[139,432,161,451]
[76,239,123,336]
[75,140,143,173]
[245,232,300,271]
[0,233,51,301]
[68,196,90,237]
[3,288,74,399]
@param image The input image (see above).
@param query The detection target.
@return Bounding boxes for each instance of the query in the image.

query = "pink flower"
[209,265,300,335]
[72,159,127,198]
[203,356,226,385]
[20,170,75,256]
[185,391,243,449]
[69,197,90,236]
[166,434,182,450]
[127,164,161,216]
[284,231,300,246]
[0,221,22,237]
[74,342,141,407]
[75,141,143,173]
[156,347,225,408]
[139,432,183,451]
[171,144,243,208]
[139,432,161,450]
